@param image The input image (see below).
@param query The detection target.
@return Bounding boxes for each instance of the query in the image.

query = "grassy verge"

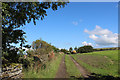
[65,54,81,78]
[71,50,118,77]
[23,54,63,78]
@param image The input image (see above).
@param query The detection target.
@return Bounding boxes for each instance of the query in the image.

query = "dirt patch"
[55,55,69,78]
[69,55,90,78]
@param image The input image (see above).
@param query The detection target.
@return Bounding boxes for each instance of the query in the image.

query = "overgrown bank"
[23,54,64,78]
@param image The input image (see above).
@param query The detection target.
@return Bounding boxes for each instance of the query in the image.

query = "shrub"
[60,49,69,54]
[18,56,33,69]
[69,47,73,52]
[77,45,93,53]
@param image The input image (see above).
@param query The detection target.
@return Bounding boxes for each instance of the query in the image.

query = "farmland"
[71,50,119,77]
[23,50,119,79]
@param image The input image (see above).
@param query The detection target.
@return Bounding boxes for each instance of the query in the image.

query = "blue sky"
[22,2,118,49]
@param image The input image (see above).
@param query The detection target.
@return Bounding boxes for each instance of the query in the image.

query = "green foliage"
[2,2,68,64]
[2,2,68,28]
[51,45,60,53]
[74,47,77,51]
[77,45,93,53]
[26,39,59,65]
[69,47,73,52]
[23,54,63,78]
[60,49,69,53]
[2,50,20,64]
[18,55,33,68]
[32,39,53,55]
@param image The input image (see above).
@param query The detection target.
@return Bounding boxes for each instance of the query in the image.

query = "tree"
[69,47,73,52]
[77,47,85,53]
[74,47,77,51]
[32,39,53,55]
[60,49,68,53]
[77,45,93,53]
[51,45,60,53]
[31,39,55,63]
[2,2,68,63]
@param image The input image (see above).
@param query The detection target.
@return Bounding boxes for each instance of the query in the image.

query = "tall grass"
[23,54,63,78]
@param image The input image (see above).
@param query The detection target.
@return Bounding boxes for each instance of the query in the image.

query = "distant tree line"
[60,45,94,54]
[93,47,118,51]
[61,46,119,55]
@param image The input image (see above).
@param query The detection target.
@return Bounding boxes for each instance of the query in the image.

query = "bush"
[60,49,69,54]
[77,47,86,53]
[18,56,33,69]
[77,45,93,53]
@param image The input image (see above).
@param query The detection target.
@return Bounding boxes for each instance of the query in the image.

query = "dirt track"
[55,55,69,78]
[55,54,90,78]
[69,55,90,78]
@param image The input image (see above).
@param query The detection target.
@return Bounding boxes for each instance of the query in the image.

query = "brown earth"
[69,55,90,78]
[55,55,69,78]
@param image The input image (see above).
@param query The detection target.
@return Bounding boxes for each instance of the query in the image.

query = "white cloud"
[84,25,118,47]
[72,21,78,26]
[89,34,98,40]
[58,48,61,50]
[82,41,93,46]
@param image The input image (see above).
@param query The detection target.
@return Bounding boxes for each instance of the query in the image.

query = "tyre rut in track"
[55,55,69,78]
[69,55,90,78]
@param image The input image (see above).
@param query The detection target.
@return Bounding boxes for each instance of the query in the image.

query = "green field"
[71,50,118,77]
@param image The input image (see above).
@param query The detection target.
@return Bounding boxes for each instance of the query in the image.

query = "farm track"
[69,55,90,78]
[55,55,69,78]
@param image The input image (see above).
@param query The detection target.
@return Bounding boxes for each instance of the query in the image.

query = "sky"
[21,2,118,50]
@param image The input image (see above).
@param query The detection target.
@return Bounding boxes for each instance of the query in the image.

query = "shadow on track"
[70,73,120,80]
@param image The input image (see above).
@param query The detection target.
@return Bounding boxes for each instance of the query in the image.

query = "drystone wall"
[0,64,23,79]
